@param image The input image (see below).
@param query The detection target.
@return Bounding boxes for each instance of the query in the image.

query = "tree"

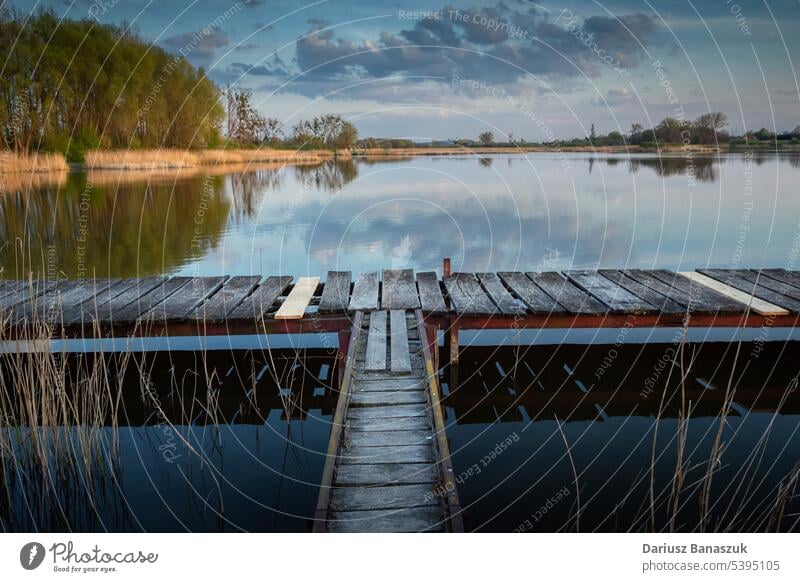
[629,123,643,144]
[227,88,282,145]
[693,112,728,144]
[478,131,494,146]
[292,114,357,149]
[606,131,624,145]
[589,123,596,142]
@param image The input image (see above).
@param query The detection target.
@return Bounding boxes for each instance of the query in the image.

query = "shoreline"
[2,144,798,176]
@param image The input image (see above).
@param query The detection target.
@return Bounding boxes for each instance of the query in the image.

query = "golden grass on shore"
[84,148,332,170]
[0,151,69,174]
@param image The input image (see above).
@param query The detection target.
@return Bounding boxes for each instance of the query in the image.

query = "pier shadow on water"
[443,341,800,532]
[0,349,337,532]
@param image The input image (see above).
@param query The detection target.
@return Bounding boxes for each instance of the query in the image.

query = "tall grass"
[0,151,69,174]
[84,148,329,170]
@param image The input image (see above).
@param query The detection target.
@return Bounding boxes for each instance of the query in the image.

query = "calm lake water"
[2,152,800,278]
[3,343,798,532]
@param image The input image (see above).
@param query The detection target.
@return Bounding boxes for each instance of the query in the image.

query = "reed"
[0,151,69,174]
[84,148,330,170]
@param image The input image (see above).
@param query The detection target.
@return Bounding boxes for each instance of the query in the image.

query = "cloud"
[161,25,229,68]
[592,88,638,107]
[233,3,663,101]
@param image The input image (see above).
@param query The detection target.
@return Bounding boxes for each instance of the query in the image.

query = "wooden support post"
[443,257,451,277]
[448,323,459,367]
[336,329,351,387]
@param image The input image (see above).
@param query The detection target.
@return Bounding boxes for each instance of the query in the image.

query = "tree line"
[0,10,359,162]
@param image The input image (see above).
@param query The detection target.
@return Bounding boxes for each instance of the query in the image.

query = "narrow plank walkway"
[315,309,460,532]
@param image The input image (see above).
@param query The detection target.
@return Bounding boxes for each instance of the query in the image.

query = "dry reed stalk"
[0,151,69,174]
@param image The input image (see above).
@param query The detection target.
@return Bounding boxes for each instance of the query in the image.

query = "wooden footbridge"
[3,266,800,531]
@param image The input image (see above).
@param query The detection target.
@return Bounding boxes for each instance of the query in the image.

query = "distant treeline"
[1,10,223,161]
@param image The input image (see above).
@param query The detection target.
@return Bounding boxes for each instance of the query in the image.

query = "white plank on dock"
[679,272,789,316]
[274,277,319,320]
[389,310,412,373]
[365,310,388,370]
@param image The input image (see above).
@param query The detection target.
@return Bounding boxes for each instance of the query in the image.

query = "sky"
[12,0,800,140]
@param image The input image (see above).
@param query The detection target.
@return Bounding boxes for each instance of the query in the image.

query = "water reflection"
[0,349,336,532]
[444,342,800,532]
[3,152,800,278]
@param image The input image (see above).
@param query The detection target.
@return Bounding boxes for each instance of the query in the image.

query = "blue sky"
[14,0,800,140]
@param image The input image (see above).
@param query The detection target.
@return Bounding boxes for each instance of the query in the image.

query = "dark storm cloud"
[162,25,229,68]
[238,4,664,99]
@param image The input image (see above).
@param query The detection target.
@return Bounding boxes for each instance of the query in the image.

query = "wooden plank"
[348,403,428,420]
[150,276,227,322]
[348,416,431,431]
[565,270,656,313]
[527,271,607,314]
[111,277,192,323]
[598,270,687,314]
[227,275,292,320]
[364,311,387,371]
[477,273,527,315]
[354,378,426,392]
[680,272,788,316]
[348,430,433,447]
[382,269,420,310]
[624,270,695,308]
[318,271,351,313]
[416,272,447,313]
[699,269,800,313]
[497,272,562,313]
[349,271,380,311]
[647,270,746,313]
[189,276,260,321]
[734,270,800,302]
[390,310,411,373]
[443,272,497,315]
[275,276,319,320]
[44,279,120,324]
[328,507,444,532]
[61,278,137,324]
[0,280,57,315]
[335,463,437,486]
[13,280,82,324]
[329,484,438,511]
[759,269,800,291]
[339,444,434,464]
[351,390,426,406]
[78,276,167,325]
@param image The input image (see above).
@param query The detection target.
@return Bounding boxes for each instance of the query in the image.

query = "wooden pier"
[4,266,800,531]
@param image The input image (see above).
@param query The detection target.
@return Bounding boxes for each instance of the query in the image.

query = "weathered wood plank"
[329,484,438,511]
[318,271,351,313]
[150,276,227,322]
[340,444,434,464]
[328,507,444,532]
[680,272,788,316]
[347,430,433,447]
[61,278,138,324]
[351,390,426,406]
[227,275,292,320]
[334,463,437,486]
[624,270,695,308]
[348,403,428,420]
[699,270,800,313]
[647,270,746,313]
[348,416,432,431]
[364,311,387,371]
[78,276,168,325]
[275,277,319,320]
[0,280,57,313]
[497,272,562,313]
[13,281,83,324]
[757,269,800,291]
[354,378,427,392]
[733,269,800,302]
[382,269,420,310]
[598,270,687,314]
[349,271,380,311]
[527,271,607,314]
[189,276,261,321]
[443,272,497,315]
[43,279,120,324]
[416,272,447,313]
[477,273,528,315]
[390,309,411,373]
[111,277,192,323]
[565,270,656,313]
